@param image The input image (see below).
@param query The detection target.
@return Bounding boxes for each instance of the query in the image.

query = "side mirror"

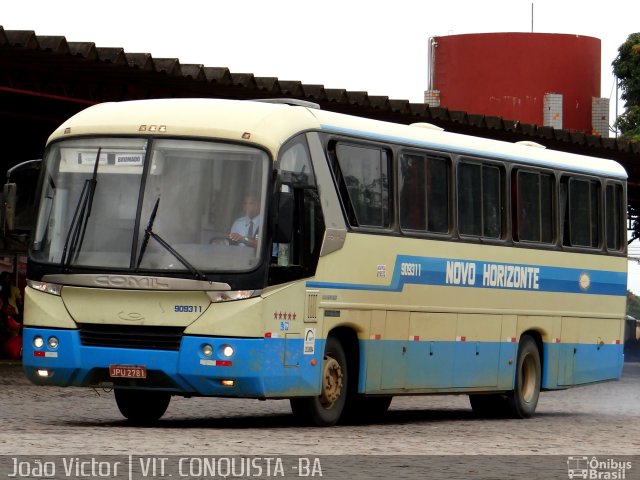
[273,190,294,243]
[3,183,17,233]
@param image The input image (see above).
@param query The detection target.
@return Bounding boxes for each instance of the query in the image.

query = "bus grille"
[78,324,185,351]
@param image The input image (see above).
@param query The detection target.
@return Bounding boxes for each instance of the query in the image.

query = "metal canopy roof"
[1,26,640,220]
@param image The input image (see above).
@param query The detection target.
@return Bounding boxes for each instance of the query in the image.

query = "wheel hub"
[320,356,343,407]
[521,353,537,403]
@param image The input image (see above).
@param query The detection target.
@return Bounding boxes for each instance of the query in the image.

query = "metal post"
[531,3,534,32]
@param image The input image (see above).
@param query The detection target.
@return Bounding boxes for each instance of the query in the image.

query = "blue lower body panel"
[22,328,323,398]
[23,328,624,397]
[358,338,623,393]
[542,341,624,389]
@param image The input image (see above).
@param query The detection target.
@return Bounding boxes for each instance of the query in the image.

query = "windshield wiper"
[61,148,100,267]
[135,197,209,281]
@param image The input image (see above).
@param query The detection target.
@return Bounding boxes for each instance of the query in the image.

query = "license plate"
[109,365,147,379]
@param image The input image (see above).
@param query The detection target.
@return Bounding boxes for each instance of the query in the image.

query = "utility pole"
[531,3,534,32]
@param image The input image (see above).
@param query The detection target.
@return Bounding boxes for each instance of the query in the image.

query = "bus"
[22,98,627,426]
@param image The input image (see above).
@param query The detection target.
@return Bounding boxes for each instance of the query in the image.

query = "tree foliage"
[612,33,640,141]
[627,289,640,319]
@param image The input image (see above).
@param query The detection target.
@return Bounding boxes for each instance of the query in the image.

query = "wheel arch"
[326,326,361,393]
[520,329,544,378]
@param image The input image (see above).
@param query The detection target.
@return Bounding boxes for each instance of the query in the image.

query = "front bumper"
[22,327,322,398]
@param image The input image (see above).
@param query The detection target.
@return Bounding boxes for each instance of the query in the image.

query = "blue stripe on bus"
[319,124,627,179]
[307,255,627,296]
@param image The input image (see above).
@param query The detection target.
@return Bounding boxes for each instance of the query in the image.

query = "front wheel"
[507,335,541,418]
[114,389,171,424]
[290,336,347,427]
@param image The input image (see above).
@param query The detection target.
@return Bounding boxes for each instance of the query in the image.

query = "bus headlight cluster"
[201,344,234,358]
[34,336,59,349]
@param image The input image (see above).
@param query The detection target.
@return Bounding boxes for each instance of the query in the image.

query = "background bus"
[0,159,41,359]
[22,98,627,426]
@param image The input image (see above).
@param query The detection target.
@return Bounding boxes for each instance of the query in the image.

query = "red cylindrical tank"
[430,33,601,132]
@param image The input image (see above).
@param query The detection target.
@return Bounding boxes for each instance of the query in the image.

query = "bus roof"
[49,98,627,180]
[310,108,627,180]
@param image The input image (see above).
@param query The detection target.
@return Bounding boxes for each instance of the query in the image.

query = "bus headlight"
[33,336,44,348]
[207,290,261,303]
[201,344,213,357]
[27,280,62,296]
[222,345,234,358]
[47,337,59,349]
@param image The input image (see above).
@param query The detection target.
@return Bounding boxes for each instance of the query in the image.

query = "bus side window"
[458,161,503,238]
[332,142,390,229]
[563,176,601,248]
[514,170,554,243]
[605,183,624,251]
[399,152,450,234]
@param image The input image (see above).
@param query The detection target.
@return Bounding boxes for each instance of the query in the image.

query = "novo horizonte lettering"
[445,261,540,290]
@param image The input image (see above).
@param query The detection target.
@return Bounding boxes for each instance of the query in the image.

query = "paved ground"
[0,361,638,458]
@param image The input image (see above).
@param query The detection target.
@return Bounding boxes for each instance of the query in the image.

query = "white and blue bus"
[22,98,627,426]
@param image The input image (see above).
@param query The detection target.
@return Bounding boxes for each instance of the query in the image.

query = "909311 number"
[174,305,203,313]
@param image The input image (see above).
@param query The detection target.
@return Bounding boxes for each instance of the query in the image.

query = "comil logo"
[567,456,632,479]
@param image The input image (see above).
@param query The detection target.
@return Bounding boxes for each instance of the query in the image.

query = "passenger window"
[333,143,390,228]
[399,152,450,233]
[563,177,600,248]
[458,162,502,238]
[605,183,624,251]
[515,170,554,243]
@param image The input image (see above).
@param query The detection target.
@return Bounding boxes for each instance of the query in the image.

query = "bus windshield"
[31,137,269,273]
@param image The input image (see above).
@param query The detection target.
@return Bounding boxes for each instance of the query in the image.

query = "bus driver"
[228,192,261,248]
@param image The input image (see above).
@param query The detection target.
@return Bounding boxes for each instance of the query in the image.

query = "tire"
[114,389,171,424]
[290,336,347,427]
[506,335,541,418]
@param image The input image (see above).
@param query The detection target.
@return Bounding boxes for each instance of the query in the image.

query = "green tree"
[627,289,640,319]
[612,33,640,141]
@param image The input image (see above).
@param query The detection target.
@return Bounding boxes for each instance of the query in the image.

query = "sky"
[3,0,640,291]
[2,0,637,104]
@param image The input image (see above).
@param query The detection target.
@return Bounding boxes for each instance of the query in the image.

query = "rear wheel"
[114,389,171,424]
[507,335,541,418]
[290,336,347,426]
